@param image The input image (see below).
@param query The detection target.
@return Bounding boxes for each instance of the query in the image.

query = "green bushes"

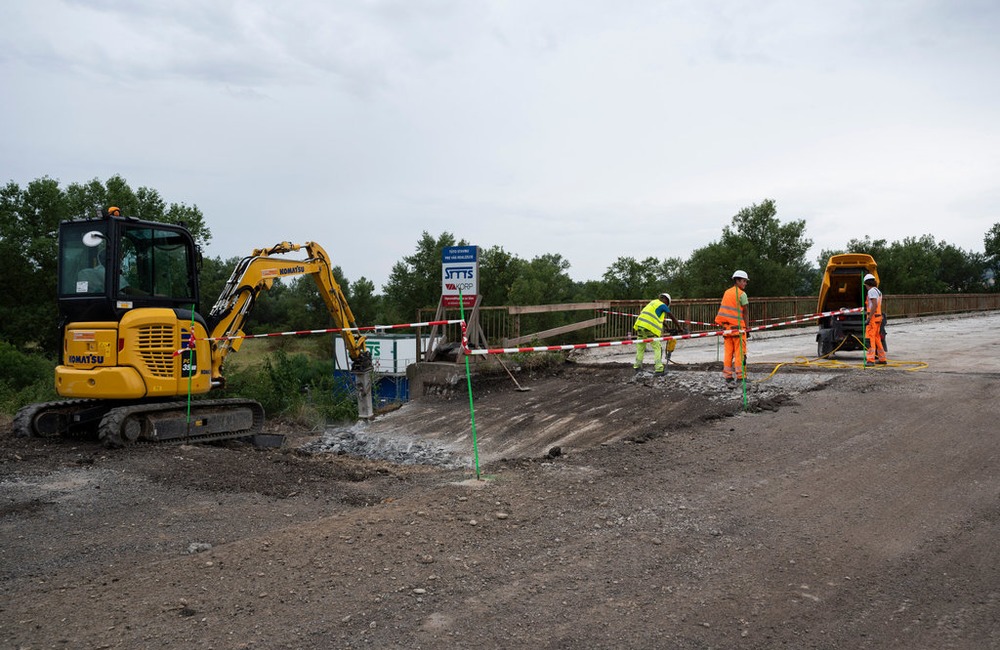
[222,348,359,427]
[0,342,58,414]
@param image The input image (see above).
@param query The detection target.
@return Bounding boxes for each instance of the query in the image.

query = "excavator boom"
[206,241,372,384]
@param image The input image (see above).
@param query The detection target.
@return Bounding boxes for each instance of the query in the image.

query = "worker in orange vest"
[864,273,887,365]
[715,270,750,388]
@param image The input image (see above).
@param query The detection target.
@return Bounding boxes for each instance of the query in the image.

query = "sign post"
[441,246,478,308]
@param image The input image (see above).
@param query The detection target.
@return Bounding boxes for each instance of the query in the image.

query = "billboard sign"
[441,245,478,308]
[334,334,428,375]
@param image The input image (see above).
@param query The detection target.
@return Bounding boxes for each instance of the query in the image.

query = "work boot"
[653,369,665,377]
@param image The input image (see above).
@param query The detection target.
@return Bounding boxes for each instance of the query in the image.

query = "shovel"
[496,355,532,392]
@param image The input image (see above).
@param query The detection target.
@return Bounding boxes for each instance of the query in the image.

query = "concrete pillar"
[406,362,466,398]
[354,370,373,419]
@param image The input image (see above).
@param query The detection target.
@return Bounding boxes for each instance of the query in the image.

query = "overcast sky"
[2,0,998,289]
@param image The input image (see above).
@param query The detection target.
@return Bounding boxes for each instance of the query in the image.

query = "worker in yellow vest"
[715,270,750,388]
[633,292,685,376]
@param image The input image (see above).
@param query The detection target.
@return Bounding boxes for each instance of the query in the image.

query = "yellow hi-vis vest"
[715,286,745,329]
[634,299,665,336]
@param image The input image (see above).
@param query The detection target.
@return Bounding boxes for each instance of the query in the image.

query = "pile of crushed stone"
[301,423,467,468]
[629,367,836,402]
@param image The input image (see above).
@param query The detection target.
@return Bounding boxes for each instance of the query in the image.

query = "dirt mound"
[341,362,838,466]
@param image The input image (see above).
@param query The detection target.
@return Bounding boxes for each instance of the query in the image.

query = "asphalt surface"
[583,310,1000,373]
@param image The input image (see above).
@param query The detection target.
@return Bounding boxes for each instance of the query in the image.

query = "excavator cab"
[54,211,213,408]
[58,211,201,324]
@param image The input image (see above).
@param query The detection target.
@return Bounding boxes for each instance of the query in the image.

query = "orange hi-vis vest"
[868,287,883,318]
[715,286,745,329]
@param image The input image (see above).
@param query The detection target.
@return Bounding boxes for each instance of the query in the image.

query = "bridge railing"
[416,294,1000,360]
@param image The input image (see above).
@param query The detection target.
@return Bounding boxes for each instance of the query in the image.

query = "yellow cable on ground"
[754,335,928,383]
[666,335,927,383]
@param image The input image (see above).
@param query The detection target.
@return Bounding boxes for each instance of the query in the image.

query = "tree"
[478,245,525,306]
[348,277,381,326]
[507,253,577,340]
[682,199,814,298]
[63,174,211,247]
[381,232,465,323]
[884,236,945,294]
[656,256,687,296]
[985,222,1000,291]
[719,199,814,296]
[600,256,660,299]
[250,279,295,332]
[0,178,66,354]
[509,253,575,306]
[821,237,890,270]
[936,242,986,293]
[597,255,687,300]
[601,256,643,299]
[0,175,212,357]
[836,235,987,294]
[198,255,241,315]
[571,278,606,300]
[672,242,737,299]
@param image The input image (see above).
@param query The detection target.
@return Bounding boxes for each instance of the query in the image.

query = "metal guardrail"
[417,294,1000,359]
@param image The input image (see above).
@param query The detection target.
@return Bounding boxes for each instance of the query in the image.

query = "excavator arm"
[206,241,372,385]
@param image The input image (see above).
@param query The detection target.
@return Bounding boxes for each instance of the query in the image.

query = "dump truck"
[816,253,880,357]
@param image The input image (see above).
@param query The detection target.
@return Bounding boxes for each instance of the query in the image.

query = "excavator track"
[13,398,265,448]
[13,399,108,439]
[98,399,266,448]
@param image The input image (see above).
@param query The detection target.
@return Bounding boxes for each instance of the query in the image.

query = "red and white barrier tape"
[599,307,857,328]
[465,307,862,356]
[172,307,862,358]
[208,319,464,342]
[172,319,465,356]
[745,307,861,332]
[598,309,714,328]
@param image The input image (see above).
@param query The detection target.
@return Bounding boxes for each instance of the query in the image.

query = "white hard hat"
[659,292,671,303]
[864,273,876,282]
[732,270,749,280]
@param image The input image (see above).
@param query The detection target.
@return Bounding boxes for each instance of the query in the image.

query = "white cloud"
[2,0,998,289]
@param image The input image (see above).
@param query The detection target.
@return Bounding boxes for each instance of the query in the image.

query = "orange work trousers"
[866,316,886,363]
[722,333,747,379]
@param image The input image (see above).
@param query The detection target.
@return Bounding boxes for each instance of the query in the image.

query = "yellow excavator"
[13,207,373,447]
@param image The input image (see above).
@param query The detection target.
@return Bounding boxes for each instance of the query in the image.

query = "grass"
[220,337,360,427]
[222,335,334,371]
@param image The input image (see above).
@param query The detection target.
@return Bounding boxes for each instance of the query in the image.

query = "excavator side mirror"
[83,231,106,247]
